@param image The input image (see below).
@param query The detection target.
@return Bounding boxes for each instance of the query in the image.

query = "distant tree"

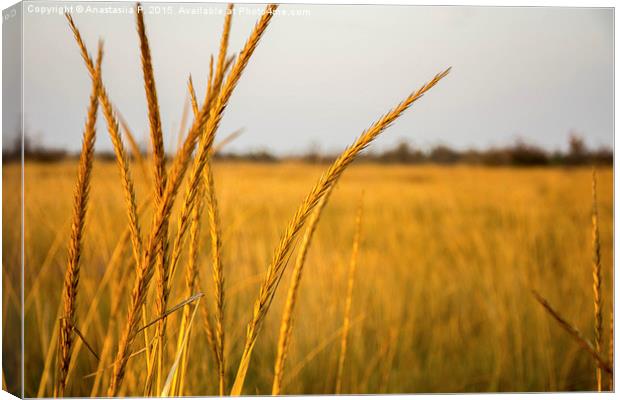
[566,133,588,165]
[510,140,549,165]
[429,145,460,164]
[378,140,425,163]
[591,146,613,165]
[302,141,323,163]
[480,148,511,166]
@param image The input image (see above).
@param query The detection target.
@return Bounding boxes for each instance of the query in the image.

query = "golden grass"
[530,169,613,391]
[271,192,331,395]
[136,4,171,392]
[65,4,278,395]
[65,14,144,268]
[206,159,227,395]
[531,290,611,374]
[4,2,611,397]
[231,67,450,395]
[335,193,364,394]
[591,169,603,391]
[11,162,615,395]
[176,180,206,396]
[55,43,102,398]
[210,13,234,391]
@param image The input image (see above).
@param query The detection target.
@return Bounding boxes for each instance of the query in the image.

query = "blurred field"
[4,160,613,396]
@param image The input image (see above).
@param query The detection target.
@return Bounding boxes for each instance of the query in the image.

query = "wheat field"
[3,161,614,396]
[1,2,614,397]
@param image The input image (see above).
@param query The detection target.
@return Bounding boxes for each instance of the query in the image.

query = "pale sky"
[10,2,615,155]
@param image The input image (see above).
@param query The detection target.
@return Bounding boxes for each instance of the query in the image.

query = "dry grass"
[9,162,616,396]
[54,43,103,398]
[66,14,144,268]
[591,169,603,391]
[335,193,364,394]
[4,2,613,398]
[206,159,227,395]
[135,4,171,394]
[230,66,450,395]
[272,192,331,395]
[532,169,613,392]
[530,169,613,390]
[64,4,279,396]
[531,290,611,374]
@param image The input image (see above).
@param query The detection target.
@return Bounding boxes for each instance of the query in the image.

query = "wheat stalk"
[163,72,215,301]
[105,6,278,395]
[231,67,451,395]
[199,11,234,384]
[66,15,151,396]
[136,2,166,193]
[87,210,147,397]
[531,289,612,374]
[176,179,207,396]
[163,1,270,290]
[66,13,144,269]
[197,271,219,372]
[272,192,331,395]
[335,194,364,394]
[188,77,244,154]
[162,3,277,217]
[65,198,150,387]
[188,73,228,394]
[591,169,603,391]
[165,114,207,396]
[205,158,226,395]
[55,43,102,399]
[135,4,172,393]
[188,75,230,379]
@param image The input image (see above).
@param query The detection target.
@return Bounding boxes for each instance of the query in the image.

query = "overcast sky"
[12,2,614,155]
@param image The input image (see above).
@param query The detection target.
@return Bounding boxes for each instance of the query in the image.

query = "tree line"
[5,133,613,166]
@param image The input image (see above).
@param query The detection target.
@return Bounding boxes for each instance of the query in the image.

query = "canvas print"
[1,1,614,397]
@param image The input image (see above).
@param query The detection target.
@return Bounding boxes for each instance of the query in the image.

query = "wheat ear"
[532,289,612,374]
[188,73,227,394]
[231,67,451,395]
[161,4,274,288]
[164,72,214,304]
[272,192,331,395]
[176,180,206,396]
[163,75,212,396]
[204,11,233,387]
[210,3,234,97]
[162,3,277,213]
[205,158,226,395]
[591,169,603,391]
[55,43,102,399]
[105,6,277,395]
[336,194,364,394]
[136,4,172,393]
[187,76,223,371]
[66,16,148,396]
[66,13,143,267]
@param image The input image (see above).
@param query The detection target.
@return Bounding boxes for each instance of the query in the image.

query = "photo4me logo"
[3,6,17,21]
